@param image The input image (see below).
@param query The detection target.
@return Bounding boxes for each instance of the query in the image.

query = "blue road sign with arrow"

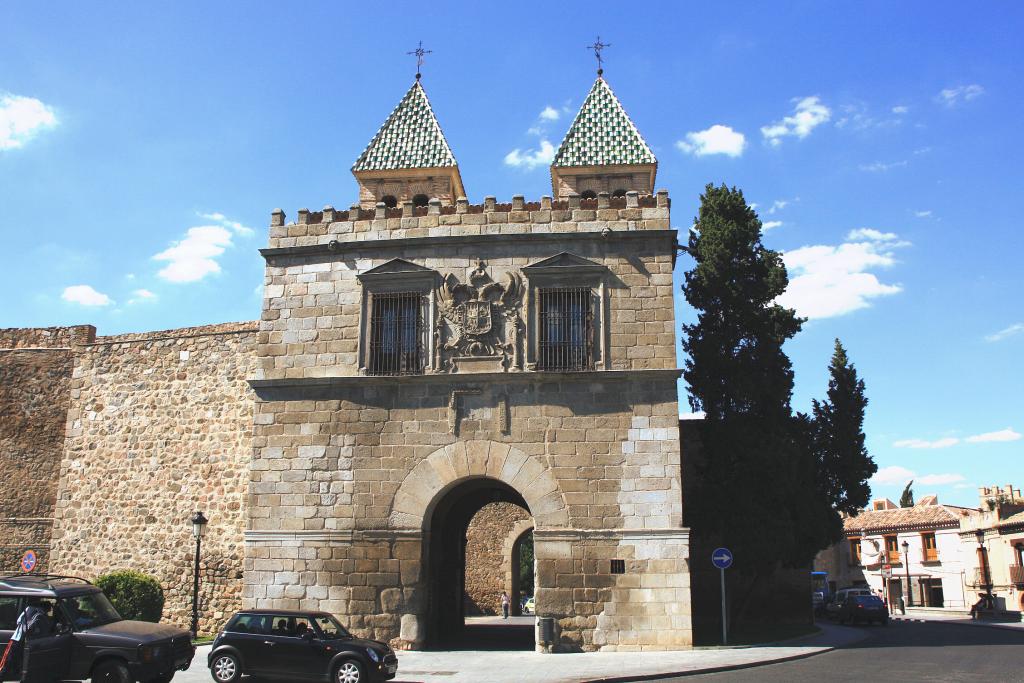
[712,547,733,570]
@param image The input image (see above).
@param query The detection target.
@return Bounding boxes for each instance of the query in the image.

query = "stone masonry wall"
[0,326,92,572]
[464,502,532,615]
[50,322,258,633]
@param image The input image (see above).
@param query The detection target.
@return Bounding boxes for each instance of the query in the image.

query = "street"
[664,621,1024,682]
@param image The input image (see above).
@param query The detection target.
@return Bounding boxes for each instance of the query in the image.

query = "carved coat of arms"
[436,261,523,371]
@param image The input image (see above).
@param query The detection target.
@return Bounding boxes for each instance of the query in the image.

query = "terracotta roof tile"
[845,504,968,534]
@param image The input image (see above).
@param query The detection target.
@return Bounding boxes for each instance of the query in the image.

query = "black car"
[0,573,195,683]
[208,610,398,683]
[837,594,889,625]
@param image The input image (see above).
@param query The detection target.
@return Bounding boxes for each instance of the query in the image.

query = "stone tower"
[550,75,657,200]
[351,79,466,210]
[245,71,690,652]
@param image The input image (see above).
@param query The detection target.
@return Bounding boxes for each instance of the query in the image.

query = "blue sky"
[2,2,1020,507]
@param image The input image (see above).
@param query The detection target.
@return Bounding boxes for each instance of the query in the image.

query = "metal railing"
[367,291,425,376]
[537,288,593,371]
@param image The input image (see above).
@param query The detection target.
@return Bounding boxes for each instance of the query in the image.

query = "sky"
[1,2,1021,508]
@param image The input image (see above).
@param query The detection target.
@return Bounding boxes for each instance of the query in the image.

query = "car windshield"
[314,614,351,639]
[61,592,122,629]
[856,596,883,606]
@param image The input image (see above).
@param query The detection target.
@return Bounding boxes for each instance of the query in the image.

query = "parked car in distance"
[837,594,889,626]
[521,596,535,615]
[208,609,398,683]
[0,573,194,683]
[825,586,874,620]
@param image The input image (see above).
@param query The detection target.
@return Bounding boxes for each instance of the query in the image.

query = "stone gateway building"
[0,73,691,652]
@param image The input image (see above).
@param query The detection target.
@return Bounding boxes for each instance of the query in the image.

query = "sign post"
[712,547,733,645]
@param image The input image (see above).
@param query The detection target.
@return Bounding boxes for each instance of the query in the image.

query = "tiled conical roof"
[352,81,458,172]
[552,77,656,167]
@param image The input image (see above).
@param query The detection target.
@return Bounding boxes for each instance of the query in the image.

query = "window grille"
[610,559,626,574]
[368,291,425,375]
[538,288,593,371]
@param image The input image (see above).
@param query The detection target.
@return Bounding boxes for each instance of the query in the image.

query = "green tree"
[95,570,165,622]
[900,480,915,507]
[812,339,877,517]
[681,184,805,587]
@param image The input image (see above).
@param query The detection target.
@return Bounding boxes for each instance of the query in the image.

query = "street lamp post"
[190,511,208,637]
[901,539,913,608]
[975,529,993,608]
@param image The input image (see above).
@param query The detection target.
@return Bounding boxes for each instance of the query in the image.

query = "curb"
[581,626,870,683]
[891,616,1024,633]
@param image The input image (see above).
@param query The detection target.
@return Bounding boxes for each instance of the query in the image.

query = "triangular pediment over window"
[358,258,437,283]
[523,252,605,273]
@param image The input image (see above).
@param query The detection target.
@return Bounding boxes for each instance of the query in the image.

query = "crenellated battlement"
[267,190,671,249]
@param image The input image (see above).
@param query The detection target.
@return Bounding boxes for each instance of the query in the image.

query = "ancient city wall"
[464,502,532,615]
[49,322,258,633]
[0,325,93,573]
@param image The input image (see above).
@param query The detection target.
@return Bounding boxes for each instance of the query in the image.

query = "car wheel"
[211,653,242,683]
[335,659,365,683]
[93,660,133,683]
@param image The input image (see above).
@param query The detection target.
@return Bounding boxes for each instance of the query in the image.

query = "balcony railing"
[1010,565,1024,586]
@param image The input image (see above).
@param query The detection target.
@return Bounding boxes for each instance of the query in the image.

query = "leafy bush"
[95,570,165,622]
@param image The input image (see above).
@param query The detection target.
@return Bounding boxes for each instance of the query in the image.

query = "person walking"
[500,592,510,619]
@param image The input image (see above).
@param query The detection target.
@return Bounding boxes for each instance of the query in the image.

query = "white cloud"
[965,428,1021,443]
[676,124,746,157]
[153,225,233,283]
[504,140,555,170]
[985,323,1024,343]
[892,105,909,114]
[761,96,831,146]
[872,466,915,486]
[539,106,560,121]
[938,84,985,107]
[762,220,783,231]
[776,229,907,319]
[859,160,908,172]
[679,411,706,420]
[199,211,254,237]
[767,200,789,215]
[62,284,112,307]
[914,210,932,218]
[917,473,966,486]
[893,437,960,449]
[0,92,58,151]
[127,288,157,305]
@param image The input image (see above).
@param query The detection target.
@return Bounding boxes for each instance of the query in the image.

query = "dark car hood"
[83,620,190,643]
[337,636,390,651]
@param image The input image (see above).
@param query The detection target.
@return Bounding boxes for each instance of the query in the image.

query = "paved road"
[661,620,1024,682]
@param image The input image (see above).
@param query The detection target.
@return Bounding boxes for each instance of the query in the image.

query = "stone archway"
[388,440,568,531]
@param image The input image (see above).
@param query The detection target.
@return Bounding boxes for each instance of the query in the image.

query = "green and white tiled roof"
[552,77,656,168]
[352,81,458,172]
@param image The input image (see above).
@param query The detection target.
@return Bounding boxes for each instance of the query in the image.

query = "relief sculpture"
[437,261,523,372]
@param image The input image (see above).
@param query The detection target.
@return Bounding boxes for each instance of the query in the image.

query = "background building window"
[849,538,862,565]
[922,532,938,561]
[885,535,900,563]
[368,291,425,375]
[538,288,593,371]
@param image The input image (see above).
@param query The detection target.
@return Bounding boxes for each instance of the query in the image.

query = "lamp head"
[192,511,209,539]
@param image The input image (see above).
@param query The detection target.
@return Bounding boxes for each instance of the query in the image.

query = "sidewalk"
[892,609,1024,633]
[181,623,864,683]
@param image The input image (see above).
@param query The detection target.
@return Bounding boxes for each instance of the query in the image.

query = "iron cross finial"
[587,36,611,75]
[407,41,433,80]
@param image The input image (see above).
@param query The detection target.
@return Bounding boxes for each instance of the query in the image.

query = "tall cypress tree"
[812,339,877,517]
[682,184,803,578]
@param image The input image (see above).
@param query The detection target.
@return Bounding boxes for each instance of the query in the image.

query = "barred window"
[538,288,593,371]
[368,291,425,375]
